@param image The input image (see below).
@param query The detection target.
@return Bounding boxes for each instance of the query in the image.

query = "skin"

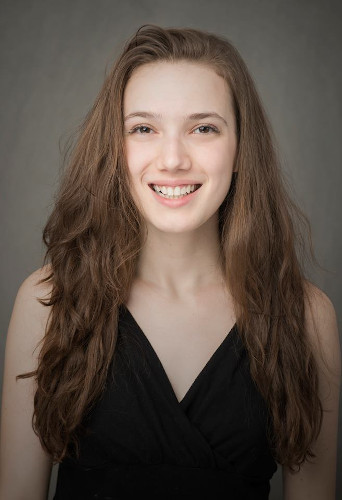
[123,61,237,295]
[0,61,340,499]
[124,62,341,499]
[283,284,341,499]
[0,268,54,499]
[123,61,238,404]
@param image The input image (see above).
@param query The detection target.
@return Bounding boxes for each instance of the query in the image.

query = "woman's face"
[123,61,237,235]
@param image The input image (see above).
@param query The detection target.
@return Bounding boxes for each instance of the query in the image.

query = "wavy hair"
[18,24,322,470]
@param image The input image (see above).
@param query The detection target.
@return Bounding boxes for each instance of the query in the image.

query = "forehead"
[123,61,234,115]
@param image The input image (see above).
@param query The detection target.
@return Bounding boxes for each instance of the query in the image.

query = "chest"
[125,281,236,402]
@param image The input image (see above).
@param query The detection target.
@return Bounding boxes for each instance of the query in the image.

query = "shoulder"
[0,265,54,498]
[16,264,53,320]
[18,263,53,300]
[303,281,339,350]
[281,284,340,498]
[303,280,337,326]
[7,265,53,365]
[303,280,340,389]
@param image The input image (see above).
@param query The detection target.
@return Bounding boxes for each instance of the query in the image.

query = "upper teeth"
[152,184,197,195]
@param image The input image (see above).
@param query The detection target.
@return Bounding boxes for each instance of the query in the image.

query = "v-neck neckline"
[120,304,238,406]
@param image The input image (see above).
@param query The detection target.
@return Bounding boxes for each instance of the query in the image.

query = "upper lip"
[148,180,202,187]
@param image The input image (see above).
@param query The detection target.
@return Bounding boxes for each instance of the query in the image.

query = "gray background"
[0,0,341,498]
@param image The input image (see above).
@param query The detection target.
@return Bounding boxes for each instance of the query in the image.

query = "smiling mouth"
[149,184,202,199]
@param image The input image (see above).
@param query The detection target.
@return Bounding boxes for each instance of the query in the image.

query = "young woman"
[0,24,340,500]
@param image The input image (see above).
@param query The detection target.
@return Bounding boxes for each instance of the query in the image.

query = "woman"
[0,24,340,499]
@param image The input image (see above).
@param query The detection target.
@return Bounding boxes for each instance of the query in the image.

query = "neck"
[136,215,225,299]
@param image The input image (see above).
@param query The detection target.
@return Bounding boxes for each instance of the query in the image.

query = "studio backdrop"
[1,1,341,499]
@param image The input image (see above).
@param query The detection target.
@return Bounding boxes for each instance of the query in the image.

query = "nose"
[156,134,191,171]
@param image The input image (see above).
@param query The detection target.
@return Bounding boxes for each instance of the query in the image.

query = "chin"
[147,218,207,235]
[153,226,196,234]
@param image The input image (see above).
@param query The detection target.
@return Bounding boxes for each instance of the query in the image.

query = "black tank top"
[54,305,277,499]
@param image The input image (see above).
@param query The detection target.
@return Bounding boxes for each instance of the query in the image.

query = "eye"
[128,125,154,134]
[192,124,219,134]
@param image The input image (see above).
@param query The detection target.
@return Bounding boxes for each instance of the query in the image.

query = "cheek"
[123,146,142,202]
[125,142,154,180]
[200,142,236,180]
[200,133,236,162]
[205,145,236,204]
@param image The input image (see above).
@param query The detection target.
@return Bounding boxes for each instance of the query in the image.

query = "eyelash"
[127,124,220,135]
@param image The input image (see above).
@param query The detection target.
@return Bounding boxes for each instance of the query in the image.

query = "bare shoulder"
[303,281,340,375]
[17,263,53,315]
[281,286,341,499]
[0,265,54,497]
[305,282,338,348]
[18,263,53,302]
[303,280,337,325]
[7,264,54,363]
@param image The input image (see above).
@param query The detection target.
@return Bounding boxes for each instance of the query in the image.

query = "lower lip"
[149,186,201,207]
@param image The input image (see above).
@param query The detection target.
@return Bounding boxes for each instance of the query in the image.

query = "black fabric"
[54,305,277,499]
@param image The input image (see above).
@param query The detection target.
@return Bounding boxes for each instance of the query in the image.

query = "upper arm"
[0,266,54,500]
[282,283,341,500]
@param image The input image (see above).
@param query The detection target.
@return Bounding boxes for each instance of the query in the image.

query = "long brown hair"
[18,24,322,470]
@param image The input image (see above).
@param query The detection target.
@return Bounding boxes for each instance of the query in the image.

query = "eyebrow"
[124,111,228,126]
